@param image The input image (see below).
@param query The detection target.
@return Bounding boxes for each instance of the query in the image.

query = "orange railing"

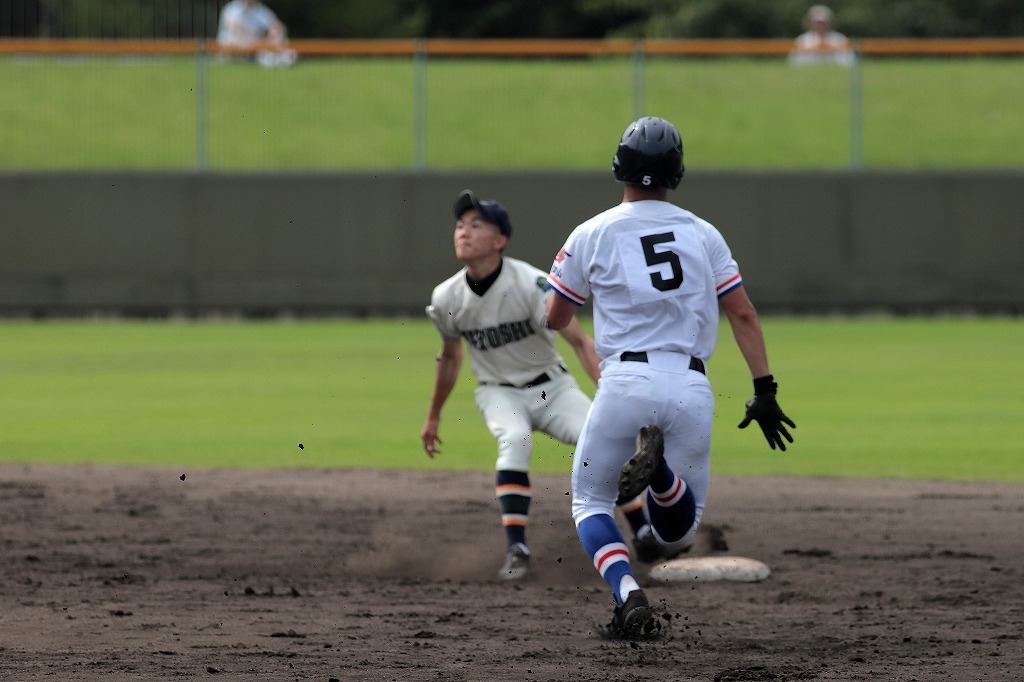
[2,37,1024,57]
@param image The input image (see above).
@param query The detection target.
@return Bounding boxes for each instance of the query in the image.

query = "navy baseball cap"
[453,189,512,238]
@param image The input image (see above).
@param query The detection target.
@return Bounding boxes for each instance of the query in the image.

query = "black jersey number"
[640,232,683,291]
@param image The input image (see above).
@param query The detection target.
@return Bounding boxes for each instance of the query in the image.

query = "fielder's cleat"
[616,425,665,505]
[499,542,531,580]
[609,590,660,640]
[633,525,692,564]
[633,525,661,564]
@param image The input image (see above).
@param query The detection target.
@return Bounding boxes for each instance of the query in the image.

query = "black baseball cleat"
[609,590,660,640]
[633,525,692,564]
[616,425,665,505]
[632,525,661,564]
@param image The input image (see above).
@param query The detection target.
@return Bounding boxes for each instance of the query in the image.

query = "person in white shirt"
[789,5,854,65]
[546,117,795,639]
[216,0,297,67]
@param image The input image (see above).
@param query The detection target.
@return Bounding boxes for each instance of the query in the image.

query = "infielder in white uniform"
[546,117,796,638]
[422,190,653,580]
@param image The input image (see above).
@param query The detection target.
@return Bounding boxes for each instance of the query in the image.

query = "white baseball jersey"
[427,257,564,387]
[547,200,741,361]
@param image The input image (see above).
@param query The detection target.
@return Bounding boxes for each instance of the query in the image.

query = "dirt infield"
[1,464,1021,682]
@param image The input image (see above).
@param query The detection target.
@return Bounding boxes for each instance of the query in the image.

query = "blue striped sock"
[646,471,696,543]
[578,513,640,604]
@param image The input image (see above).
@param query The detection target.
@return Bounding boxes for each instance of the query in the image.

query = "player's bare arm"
[720,286,796,450]
[421,338,463,457]
[719,286,771,378]
[556,317,601,384]
[545,290,576,332]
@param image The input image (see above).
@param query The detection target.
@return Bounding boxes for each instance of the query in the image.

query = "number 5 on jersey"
[641,232,683,291]
[616,229,708,305]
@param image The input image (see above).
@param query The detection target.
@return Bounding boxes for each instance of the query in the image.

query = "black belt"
[620,351,705,375]
[491,365,568,389]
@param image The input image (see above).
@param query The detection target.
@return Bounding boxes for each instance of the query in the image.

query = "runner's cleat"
[616,425,665,505]
[609,590,660,639]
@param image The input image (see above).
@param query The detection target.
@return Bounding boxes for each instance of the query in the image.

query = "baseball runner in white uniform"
[422,190,656,580]
[546,117,796,638]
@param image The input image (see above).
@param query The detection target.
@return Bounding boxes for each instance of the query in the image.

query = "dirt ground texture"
[0,464,1021,682]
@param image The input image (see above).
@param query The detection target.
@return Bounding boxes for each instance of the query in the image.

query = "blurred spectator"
[789,5,854,66]
[217,0,297,68]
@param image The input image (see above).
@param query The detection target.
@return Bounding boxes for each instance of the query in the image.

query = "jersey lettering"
[463,318,537,351]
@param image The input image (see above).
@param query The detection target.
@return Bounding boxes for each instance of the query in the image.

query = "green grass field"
[1,56,1022,169]
[1,317,1021,482]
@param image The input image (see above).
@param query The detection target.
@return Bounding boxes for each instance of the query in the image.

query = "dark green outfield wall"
[1,171,1021,315]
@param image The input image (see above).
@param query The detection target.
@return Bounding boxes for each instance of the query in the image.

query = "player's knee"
[496,433,532,471]
[546,418,584,446]
[571,496,616,526]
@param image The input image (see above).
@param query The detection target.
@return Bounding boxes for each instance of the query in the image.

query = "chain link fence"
[2,37,1023,171]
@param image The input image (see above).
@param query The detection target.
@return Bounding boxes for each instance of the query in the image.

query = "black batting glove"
[738,375,796,451]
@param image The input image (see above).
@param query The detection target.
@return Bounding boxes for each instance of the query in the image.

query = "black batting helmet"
[612,116,685,190]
